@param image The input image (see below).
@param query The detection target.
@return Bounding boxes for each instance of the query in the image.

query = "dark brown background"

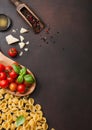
[0,0,92,130]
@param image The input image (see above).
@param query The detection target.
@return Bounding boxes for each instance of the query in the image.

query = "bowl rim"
[0,14,12,31]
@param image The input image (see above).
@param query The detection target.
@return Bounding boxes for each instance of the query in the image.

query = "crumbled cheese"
[26,41,29,45]
[20,27,29,34]
[12,29,16,33]
[20,35,24,42]
[18,42,26,49]
[6,34,19,45]
[24,48,29,51]
[19,51,23,56]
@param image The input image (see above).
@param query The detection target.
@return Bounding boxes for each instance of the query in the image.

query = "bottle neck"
[10,0,22,7]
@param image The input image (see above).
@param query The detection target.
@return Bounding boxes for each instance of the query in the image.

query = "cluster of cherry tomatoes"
[0,63,32,93]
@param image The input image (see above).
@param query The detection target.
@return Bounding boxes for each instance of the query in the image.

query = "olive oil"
[0,14,11,31]
[0,17,7,28]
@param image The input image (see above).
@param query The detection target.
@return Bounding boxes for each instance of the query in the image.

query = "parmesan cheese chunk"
[20,35,24,42]
[26,41,29,45]
[24,48,29,51]
[12,29,16,33]
[18,42,25,49]
[20,27,29,34]
[19,51,23,56]
[6,34,19,45]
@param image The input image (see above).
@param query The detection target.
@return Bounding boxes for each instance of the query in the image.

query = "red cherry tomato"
[5,66,13,73]
[8,48,18,57]
[7,76,14,83]
[17,84,26,93]
[24,81,31,87]
[0,64,5,72]
[9,70,18,79]
[0,80,9,88]
[0,72,7,80]
[9,82,17,92]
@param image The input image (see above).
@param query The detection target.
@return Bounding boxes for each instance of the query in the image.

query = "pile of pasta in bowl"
[0,88,48,130]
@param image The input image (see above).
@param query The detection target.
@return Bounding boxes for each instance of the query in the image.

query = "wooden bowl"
[0,52,36,96]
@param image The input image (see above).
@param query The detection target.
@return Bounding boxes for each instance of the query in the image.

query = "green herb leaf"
[12,64,21,74]
[17,75,24,83]
[19,67,27,76]
[15,115,25,127]
[24,74,35,84]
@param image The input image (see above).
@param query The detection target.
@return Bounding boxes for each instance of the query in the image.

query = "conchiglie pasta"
[51,128,55,130]
[0,94,3,99]
[10,123,16,130]
[12,97,19,104]
[35,104,41,111]
[36,110,43,118]
[1,113,7,120]
[0,88,55,130]
[42,123,48,129]
[33,113,41,121]
[0,119,2,124]
[18,99,24,108]
[36,125,43,130]
[2,121,10,129]
[0,89,5,94]
[28,98,34,105]
[36,121,42,126]
[8,98,12,104]
[0,102,6,109]
[5,93,11,99]
[2,107,9,113]
[40,117,47,123]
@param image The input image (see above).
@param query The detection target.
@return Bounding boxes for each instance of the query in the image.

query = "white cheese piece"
[20,27,29,34]
[24,48,29,51]
[26,41,29,45]
[20,35,24,42]
[19,51,23,56]
[12,29,16,33]
[18,42,26,49]
[6,34,19,45]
